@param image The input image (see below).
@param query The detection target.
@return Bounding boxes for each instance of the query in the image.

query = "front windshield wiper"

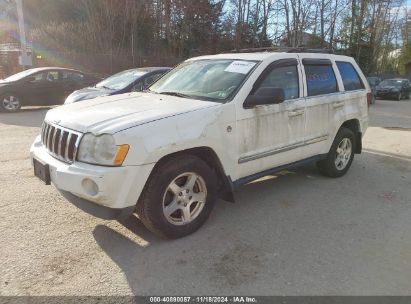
[158,91,191,98]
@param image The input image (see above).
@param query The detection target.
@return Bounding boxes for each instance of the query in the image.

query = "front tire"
[136,155,217,238]
[317,127,356,178]
[0,94,21,112]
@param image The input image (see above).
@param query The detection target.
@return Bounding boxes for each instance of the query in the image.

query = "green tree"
[398,42,411,76]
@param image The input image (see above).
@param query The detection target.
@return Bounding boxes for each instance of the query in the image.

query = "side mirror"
[244,87,285,109]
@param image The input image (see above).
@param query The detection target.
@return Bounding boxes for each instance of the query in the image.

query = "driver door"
[236,58,306,178]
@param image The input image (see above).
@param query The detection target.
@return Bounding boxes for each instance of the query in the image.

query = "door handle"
[288,110,304,117]
[333,101,345,108]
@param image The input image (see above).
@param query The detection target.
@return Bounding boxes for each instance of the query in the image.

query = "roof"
[23,67,84,73]
[188,52,355,62]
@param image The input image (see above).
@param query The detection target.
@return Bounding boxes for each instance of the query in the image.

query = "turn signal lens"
[114,144,130,166]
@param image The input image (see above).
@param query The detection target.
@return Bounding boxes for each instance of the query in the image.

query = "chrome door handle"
[333,101,345,108]
[288,110,304,117]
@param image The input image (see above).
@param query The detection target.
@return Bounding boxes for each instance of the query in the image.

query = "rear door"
[301,57,339,156]
[60,71,87,99]
[334,60,367,135]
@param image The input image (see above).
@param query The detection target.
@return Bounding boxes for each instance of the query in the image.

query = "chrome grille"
[41,122,82,163]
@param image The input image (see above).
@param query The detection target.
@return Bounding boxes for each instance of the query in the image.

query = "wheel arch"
[339,119,362,153]
[0,91,24,110]
[142,146,235,203]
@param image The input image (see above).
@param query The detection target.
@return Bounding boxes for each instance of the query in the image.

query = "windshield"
[149,59,257,102]
[4,69,38,82]
[379,79,403,87]
[96,69,148,90]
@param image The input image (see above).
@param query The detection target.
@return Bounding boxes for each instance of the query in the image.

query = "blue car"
[64,67,171,104]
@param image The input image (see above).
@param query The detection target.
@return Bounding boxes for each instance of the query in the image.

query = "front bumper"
[30,135,155,215]
[376,91,399,98]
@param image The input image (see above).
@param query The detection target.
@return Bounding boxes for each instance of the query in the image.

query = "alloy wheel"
[162,172,207,226]
[2,95,20,111]
[335,138,352,171]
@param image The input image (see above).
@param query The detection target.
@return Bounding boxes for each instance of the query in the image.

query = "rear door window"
[303,62,338,96]
[336,62,364,91]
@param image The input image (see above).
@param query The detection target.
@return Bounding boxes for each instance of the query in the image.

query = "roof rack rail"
[228,46,334,54]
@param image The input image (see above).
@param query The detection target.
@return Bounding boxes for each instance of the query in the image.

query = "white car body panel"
[45,92,219,134]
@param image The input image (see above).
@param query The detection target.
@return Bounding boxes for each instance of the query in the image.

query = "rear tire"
[136,155,217,239]
[317,127,356,178]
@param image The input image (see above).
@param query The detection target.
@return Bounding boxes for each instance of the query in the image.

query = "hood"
[65,87,114,104]
[46,92,219,134]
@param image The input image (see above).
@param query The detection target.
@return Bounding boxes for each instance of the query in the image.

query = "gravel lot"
[0,100,410,296]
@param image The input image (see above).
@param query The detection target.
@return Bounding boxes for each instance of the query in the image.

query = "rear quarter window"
[336,61,364,91]
[304,64,338,96]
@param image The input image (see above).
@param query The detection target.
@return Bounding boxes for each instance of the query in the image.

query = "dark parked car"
[64,67,171,104]
[376,78,411,100]
[0,67,100,112]
[366,76,382,104]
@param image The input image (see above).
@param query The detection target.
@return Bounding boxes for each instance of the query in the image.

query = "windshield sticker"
[224,61,256,74]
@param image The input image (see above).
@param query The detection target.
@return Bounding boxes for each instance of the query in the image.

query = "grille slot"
[41,122,82,163]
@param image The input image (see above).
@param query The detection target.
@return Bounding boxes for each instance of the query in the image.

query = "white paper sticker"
[224,61,256,74]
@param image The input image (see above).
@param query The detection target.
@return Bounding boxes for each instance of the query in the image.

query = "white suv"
[31,50,370,238]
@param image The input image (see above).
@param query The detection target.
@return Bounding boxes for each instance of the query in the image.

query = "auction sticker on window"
[224,61,256,74]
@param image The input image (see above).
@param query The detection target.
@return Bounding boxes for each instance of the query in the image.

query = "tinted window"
[257,65,299,100]
[144,73,163,87]
[379,79,403,88]
[45,71,59,82]
[31,72,45,82]
[62,71,84,82]
[132,80,144,92]
[304,65,338,96]
[96,69,147,90]
[337,62,364,91]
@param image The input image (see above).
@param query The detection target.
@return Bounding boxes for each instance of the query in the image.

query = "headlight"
[77,133,129,166]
